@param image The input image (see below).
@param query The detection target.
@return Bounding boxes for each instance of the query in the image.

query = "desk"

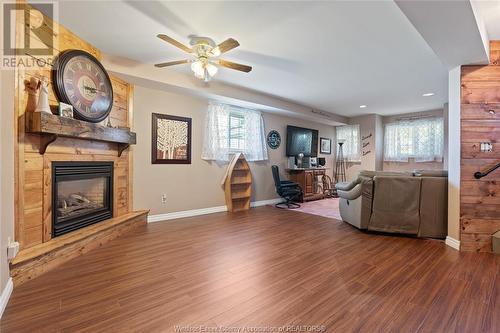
[286,167,329,202]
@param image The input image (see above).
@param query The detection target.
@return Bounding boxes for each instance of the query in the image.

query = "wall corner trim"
[147,198,284,223]
[0,277,13,319]
[445,236,460,251]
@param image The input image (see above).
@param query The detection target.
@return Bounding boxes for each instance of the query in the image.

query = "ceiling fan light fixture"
[206,63,218,77]
[191,60,203,74]
[194,69,205,80]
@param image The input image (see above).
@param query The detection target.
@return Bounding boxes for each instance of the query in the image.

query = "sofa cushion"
[368,176,421,234]
[418,177,448,238]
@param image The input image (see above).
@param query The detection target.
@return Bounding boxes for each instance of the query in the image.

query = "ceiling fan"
[154,34,252,82]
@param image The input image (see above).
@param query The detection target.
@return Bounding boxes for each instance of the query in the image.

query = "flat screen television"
[286,125,318,157]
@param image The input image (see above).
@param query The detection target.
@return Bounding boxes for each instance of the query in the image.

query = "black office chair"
[271,165,303,209]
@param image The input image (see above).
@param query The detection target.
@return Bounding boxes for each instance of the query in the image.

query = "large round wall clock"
[52,49,113,123]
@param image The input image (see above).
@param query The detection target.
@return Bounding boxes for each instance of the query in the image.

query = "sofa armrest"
[335,179,359,191]
[337,184,363,200]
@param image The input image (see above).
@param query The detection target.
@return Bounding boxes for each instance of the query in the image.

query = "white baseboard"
[445,236,460,250]
[148,198,284,223]
[148,205,227,223]
[250,198,284,207]
[0,277,13,319]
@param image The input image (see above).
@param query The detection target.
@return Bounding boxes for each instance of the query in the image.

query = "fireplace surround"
[52,161,114,237]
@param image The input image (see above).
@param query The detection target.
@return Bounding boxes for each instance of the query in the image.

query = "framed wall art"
[152,113,192,164]
[320,137,332,154]
[266,130,281,149]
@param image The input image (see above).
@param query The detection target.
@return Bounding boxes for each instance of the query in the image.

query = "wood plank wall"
[460,41,500,252]
[14,4,134,249]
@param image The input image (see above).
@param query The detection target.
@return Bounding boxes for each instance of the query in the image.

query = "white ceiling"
[50,0,448,117]
[472,0,500,39]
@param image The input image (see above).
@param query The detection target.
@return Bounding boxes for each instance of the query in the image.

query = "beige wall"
[1,71,3,293]
[343,114,382,180]
[133,85,335,215]
[1,69,16,293]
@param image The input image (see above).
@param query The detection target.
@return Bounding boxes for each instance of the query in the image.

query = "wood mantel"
[25,112,137,157]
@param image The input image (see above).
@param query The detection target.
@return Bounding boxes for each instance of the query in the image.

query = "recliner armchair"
[335,172,374,229]
[271,165,303,209]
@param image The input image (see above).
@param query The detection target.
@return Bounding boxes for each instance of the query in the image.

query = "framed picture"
[152,113,192,164]
[320,137,331,154]
[58,102,73,118]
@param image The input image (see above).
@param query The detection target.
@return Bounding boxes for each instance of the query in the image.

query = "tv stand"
[286,167,328,202]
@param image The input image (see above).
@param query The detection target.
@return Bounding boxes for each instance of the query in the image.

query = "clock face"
[53,50,113,123]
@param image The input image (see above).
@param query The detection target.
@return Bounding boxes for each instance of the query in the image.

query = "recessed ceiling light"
[359,105,367,108]
[422,92,435,97]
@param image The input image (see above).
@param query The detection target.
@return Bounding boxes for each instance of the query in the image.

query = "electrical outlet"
[161,194,167,204]
[480,142,493,152]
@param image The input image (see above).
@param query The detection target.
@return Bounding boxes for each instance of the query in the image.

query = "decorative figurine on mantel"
[24,77,39,112]
[35,76,52,114]
[105,116,113,128]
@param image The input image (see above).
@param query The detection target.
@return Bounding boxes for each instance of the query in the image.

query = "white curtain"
[201,102,268,162]
[336,124,360,161]
[384,117,444,162]
[201,102,230,161]
[242,108,268,161]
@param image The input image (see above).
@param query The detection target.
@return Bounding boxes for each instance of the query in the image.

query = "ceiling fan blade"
[217,59,252,73]
[215,38,240,54]
[157,34,192,53]
[154,59,189,68]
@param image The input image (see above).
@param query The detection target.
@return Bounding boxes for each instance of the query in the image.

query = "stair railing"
[474,161,500,179]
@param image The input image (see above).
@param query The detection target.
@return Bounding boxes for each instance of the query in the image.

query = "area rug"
[293,197,342,220]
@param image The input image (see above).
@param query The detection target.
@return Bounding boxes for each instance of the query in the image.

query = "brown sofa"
[335,170,448,238]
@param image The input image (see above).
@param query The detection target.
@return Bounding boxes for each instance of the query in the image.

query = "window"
[384,117,444,162]
[201,102,268,162]
[336,124,360,161]
[229,113,245,151]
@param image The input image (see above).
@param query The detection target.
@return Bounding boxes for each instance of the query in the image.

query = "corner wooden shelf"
[223,153,252,212]
[25,112,137,156]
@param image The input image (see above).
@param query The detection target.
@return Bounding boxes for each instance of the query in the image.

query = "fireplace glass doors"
[52,162,113,237]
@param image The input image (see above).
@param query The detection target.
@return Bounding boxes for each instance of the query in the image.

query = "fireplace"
[52,162,113,237]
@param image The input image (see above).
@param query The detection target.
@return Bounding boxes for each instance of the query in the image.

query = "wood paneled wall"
[14,4,134,249]
[460,41,500,252]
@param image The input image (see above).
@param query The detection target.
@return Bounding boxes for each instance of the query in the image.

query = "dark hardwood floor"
[2,206,499,332]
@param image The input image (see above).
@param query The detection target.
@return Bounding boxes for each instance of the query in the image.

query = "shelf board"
[25,112,137,156]
[231,181,252,185]
[232,193,251,200]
